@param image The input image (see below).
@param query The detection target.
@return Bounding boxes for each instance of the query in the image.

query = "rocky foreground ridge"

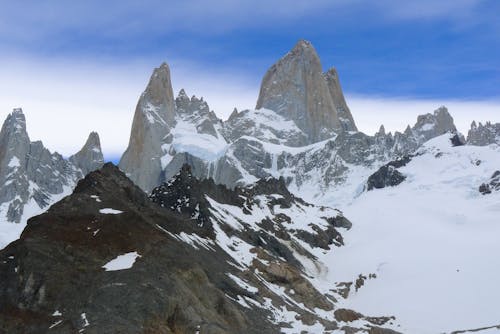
[0,163,399,333]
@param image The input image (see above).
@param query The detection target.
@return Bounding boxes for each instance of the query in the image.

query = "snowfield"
[308,135,500,333]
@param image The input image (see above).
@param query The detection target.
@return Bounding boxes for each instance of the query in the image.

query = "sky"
[0,0,498,160]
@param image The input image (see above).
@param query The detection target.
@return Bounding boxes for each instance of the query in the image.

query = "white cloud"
[0,56,498,161]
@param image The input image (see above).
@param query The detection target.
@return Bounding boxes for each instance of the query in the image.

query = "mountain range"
[0,40,499,333]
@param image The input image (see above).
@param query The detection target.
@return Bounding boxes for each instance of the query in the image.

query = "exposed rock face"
[119,63,176,192]
[366,156,412,191]
[0,109,104,225]
[375,106,458,156]
[256,40,344,143]
[413,106,457,142]
[324,67,357,132]
[119,62,228,193]
[69,132,104,175]
[467,121,500,146]
[118,41,463,200]
[479,171,500,195]
[0,163,394,333]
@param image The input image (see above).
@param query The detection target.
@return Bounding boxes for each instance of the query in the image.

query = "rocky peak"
[466,120,500,146]
[0,110,106,225]
[175,91,210,115]
[228,107,239,120]
[404,125,412,136]
[140,62,175,125]
[69,131,105,176]
[119,62,176,192]
[256,39,344,143]
[324,67,357,132]
[413,106,457,142]
[3,108,27,134]
[0,109,30,166]
[376,125,386,136]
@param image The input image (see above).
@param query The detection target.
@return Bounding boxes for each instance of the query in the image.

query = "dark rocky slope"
[0,164,276,333]
[0,163,397,333]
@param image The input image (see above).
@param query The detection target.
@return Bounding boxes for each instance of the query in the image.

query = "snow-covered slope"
[315,134,500,333]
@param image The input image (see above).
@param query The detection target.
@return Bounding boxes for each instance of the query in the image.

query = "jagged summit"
[0,109,104,227]
[256,39,349,142]
[141,62,175,123]
[119,62,176,191]
[69,131,105,176]
[467,120,500,146]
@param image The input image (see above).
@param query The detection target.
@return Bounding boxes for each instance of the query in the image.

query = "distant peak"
[434,106,449,116]
[12,107,24,115]
[178,88,187,98]
[85,131,101,148]
[69,131,104,175]
[377,125,386,136]
[1,108,28,135]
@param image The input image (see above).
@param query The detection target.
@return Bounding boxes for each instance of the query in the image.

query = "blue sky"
[0,0,499,159]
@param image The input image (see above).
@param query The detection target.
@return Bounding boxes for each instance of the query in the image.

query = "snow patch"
[8,156,20,168]
[102,252,141,271]
[99,208,123,215]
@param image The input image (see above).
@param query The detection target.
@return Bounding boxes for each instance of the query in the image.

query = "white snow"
[7,156,20,168]
[90,195,101,202]
[0,184,73,249]
[81,312,89,328]
[307,134,500,333]
[170,118,228,161]
[102,252,141,271]
[48,320,63,329]
[227,273,258,294]
[99,208,123,215]
[420,122,435,131]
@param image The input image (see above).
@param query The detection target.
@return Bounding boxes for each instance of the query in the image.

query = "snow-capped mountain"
[1,38,499,334]
[0,109,104,246]
[119,40,461,197]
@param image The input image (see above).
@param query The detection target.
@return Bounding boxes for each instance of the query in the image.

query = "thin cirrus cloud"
[0,56,498,162]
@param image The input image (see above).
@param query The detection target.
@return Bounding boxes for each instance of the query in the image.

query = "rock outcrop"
[479,171,500,195]
[0,109,104,227]
[256,40,346,143]
[366,156,412,191]
[467,121,500,146]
